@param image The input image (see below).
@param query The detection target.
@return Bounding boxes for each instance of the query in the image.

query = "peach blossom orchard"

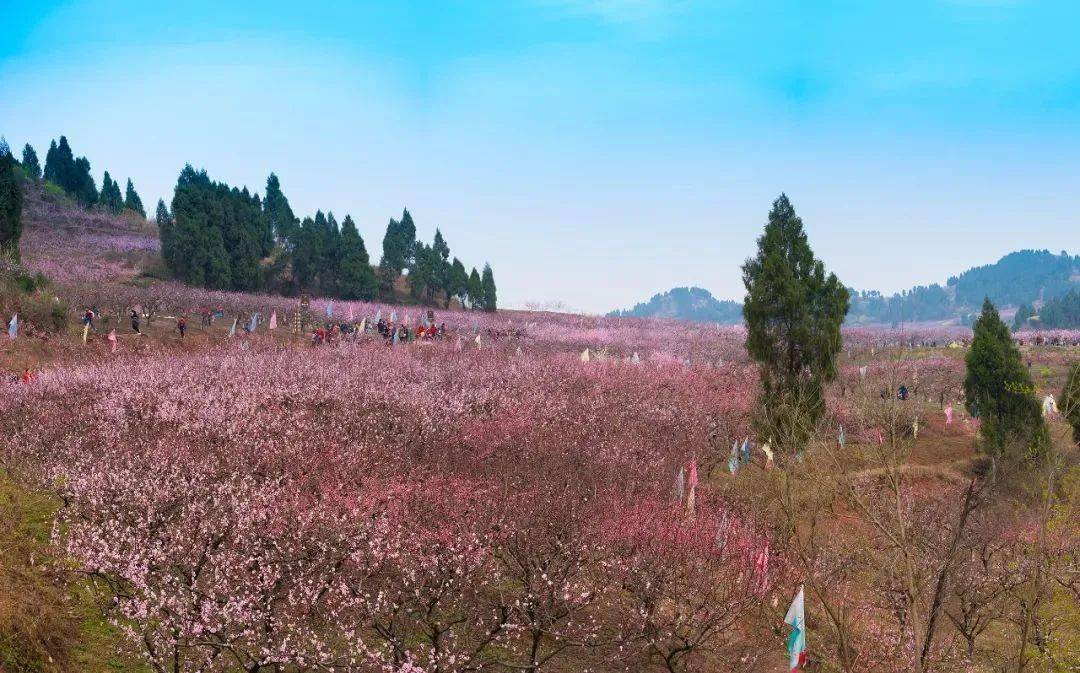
[3,209,1079,672]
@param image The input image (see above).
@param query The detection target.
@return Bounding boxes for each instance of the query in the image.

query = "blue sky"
[2,0,1078,313]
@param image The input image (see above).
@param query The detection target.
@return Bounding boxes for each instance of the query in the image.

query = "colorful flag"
[784,586,807,671]
[728,440,740,474]
[944,404,953,425]
[228,318,237,337]
[82,323,90,344]
[269,312,277,329]
[348,304,355,322]
[1042,395,1058,417]
[248,313,258,333]
[107,329,117,353]
[326,301,334,318]
[390,311,397,322]
[7,314,17,340]
[630,351,640,364]
[761,442,774,470]
[580,348,590,363]
[837,425,845,449]
[740,437,751,464]
[859,365,867,380]
[474,333,481,348]
[673,467,685,501]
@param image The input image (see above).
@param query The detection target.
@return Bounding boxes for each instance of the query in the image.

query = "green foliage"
[1014,302,1035,329]
[1062,362,1080,447]
[99,171,124,213]
[380,208,416,274]
[964,298,1049,462]
[467,267,482,309]
[336,215,376,300]
[43,136,98,206]
[264,173,298,245]
[164,165,273,291]
[0,145,22,262]
[742,194,850,454]
[1034,289,1080,329]
[20,143,41,181]
[124,178,145,218]
[480,263,497,312]
[448,257,468,307]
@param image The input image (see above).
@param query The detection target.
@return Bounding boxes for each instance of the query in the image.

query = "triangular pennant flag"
[7,314,17,340]
[228,318,237,337]
[944,404,953,425]
[348,304,355,322]
[248,313,258,333]
[326,301,334,318]
[269,312,277,329]
[390,311,397,322]
[761,442,774,469]
[631,351,640,364]
[82,323,90,344]
[673,467,685,501]
[359,318,366,331]
[785,586,807,671]
[474,333,482,348]
[107,329,117,353]
[580,348,590,363]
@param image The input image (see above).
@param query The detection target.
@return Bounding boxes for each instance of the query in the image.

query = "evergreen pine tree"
[480,263,497,312]
[742,194,850,456]
[380,216,409,274]
[292,216,321,293]
[45,136,76,191]
[1013,303,1034,330]
[337,215,376,299]
[100,172,122,212]
[467,267,482,309]
[156,199,173,265]
[964,298,1048,463]
[71,156,98,206]
[264,173,298,245]
[398,208,416,267]
[166,165,231,289]
[0,144,23,261]
[21,143,41,181]
[43,140,60,184]
[125,178,146,217]
[448,257,468,308]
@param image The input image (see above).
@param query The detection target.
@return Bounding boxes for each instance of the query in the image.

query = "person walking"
[130,309,141,335]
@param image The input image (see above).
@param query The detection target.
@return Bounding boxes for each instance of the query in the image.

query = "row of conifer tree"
[1,134,495,310]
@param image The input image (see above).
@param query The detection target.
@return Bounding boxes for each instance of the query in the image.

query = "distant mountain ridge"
[611,250,1079,326]
[609,286,743,323]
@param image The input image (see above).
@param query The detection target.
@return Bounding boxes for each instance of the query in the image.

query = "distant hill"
[613,250,1079,326]
[608,286,743,324]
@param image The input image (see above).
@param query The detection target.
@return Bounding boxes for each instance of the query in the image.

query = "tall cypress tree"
[380,217,405,274]
[125,178,146,217]
[264,173,298,245]
[337,215,376,300]
[398,208,416,267]
[448,257,468,308]
[43,140,60,184]
[480,263,497,312]
[292,216,321,293]
[21,143,41,181]
[468,267,482,309]
[100,172,123,213]
[964,298,1048,462]
[742,194,850,456]
[71,156,98,206]
[44,136,75,190]
[0,144,23,261]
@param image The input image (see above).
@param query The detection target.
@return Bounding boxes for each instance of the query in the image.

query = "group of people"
[311,314,448,346]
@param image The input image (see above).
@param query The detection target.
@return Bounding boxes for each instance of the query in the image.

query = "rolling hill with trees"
[614,249,1079,326]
